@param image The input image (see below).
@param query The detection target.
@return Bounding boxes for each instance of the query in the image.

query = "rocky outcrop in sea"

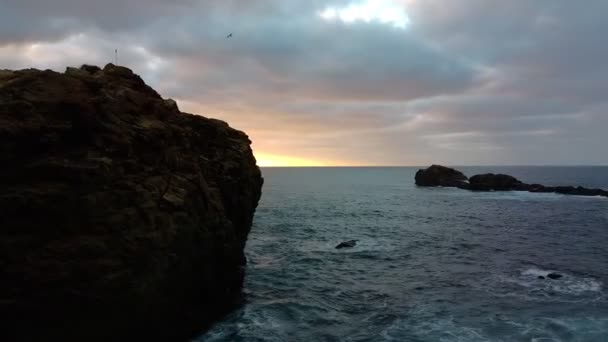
[416,165,607,197]
[0,64,263,341]
[414,164,468,187]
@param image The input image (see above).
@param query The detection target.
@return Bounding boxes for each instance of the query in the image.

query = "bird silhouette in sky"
[226,33,233,39]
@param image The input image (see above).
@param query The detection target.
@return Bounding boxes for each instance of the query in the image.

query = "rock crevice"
[0,64,263,341]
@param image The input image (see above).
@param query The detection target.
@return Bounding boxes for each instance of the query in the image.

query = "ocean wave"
[380,313,608,342]
[502,316,608,342]
[200,168,608,341]
[520,267,603,295]
[382,316,489,342]
[470,191,564,201]
[477,267,604,303]
[465,190,608,202]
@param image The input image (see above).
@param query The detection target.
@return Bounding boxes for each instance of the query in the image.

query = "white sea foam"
[477,191,563,201]
[463,190,608,202]
[520,267,603,295]
[250,255,285,269]
[381,317,490,342]
[503,316,608,342]
[483,267,604,303]
[522,267,553,278]
[381,311,608,342]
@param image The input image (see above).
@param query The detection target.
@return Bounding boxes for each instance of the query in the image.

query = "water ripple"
[199,167,608,341]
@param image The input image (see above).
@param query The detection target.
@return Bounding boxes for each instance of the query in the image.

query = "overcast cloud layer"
[1,0,606,165]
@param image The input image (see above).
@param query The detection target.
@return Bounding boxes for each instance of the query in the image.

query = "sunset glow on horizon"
[1,1,607,166]
[255,152,330,167]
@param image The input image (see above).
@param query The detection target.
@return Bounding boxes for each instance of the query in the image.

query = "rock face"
[415,165,608,198]
[0,64,263,341]
[415,164,468,187]
[468,173,528,191]
[530,185,608,197]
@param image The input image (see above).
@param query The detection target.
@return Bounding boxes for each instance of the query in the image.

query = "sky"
[1,0,607,166]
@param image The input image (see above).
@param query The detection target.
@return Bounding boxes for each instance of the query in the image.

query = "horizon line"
[259,164,608,168]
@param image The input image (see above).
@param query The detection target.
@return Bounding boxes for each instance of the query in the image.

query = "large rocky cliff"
[0,64,263,341]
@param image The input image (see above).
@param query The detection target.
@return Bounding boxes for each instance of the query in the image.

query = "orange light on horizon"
[255,152,330,167]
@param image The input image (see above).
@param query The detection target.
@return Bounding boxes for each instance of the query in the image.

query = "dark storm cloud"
[0,0,197,43]
[140,3,476,102]
[410,0,608,102]
[397,0,608,164]
[0,0,606,165]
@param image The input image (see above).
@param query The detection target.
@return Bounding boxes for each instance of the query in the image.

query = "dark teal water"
[199,167,608,342]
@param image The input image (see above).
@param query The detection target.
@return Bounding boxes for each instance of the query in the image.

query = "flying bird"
[226,33,233,39]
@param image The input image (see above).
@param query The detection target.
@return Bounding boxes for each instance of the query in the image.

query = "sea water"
[199,167,608,342]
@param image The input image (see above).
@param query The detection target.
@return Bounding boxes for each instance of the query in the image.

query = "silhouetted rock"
[80,64,102,74]
[529,184,608,196]
[469,173,529,191]
[547,273,563,280]
[556,186,606,196]
[415,165,468,187]
[0,64,263,341]
[529,184,551,193]
[336,240,358,249]
[414,165,608,198]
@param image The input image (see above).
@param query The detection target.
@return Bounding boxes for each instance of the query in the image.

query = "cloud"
[139,2,477,102]
[0,0,198,43]
[0,0,606,165]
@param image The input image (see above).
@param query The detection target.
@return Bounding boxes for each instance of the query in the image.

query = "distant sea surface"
[199,167,608,342]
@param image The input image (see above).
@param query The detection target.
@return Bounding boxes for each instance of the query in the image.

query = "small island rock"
[415,165,469,187]
[414,165,608,198]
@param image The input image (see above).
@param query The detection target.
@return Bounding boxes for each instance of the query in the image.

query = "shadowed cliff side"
[0,64,263,341]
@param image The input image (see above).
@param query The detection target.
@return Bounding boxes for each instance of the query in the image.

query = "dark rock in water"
[415,165,469,187]
[529,184,551,193]
[554,186,576,195]
[538,276,546,280]
[336,240,358,249]
[0,64,263,341]
[547,273,563,280]
[469,173,529,191]
[530,184,608,197]
[556,186,606,197]
[415,164,608,198]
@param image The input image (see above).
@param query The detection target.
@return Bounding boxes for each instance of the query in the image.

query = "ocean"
[198,167,608,342]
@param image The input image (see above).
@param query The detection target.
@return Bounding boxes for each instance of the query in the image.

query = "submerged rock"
[336,240,358,249]
[0,64,263,341]
[415,164,469,187]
